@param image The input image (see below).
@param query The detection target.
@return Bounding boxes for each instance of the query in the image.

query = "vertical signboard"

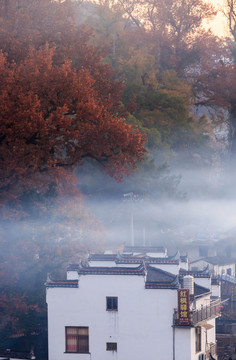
[178,289,190,325]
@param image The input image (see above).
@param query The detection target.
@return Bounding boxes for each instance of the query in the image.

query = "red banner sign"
[178,289,190,325]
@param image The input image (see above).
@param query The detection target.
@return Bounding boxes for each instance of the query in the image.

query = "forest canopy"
[1,0,236,358]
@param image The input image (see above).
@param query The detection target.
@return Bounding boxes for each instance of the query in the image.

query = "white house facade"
[46,248,224,360]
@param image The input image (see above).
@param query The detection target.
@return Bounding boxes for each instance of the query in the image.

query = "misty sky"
[81,158,236,248]
[205,0,229,37]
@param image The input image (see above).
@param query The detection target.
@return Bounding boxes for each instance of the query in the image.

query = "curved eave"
[45,280,78,288]
[145,282,179,289]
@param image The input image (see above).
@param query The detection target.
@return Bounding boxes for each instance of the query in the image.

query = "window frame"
[106,296,118,311]
[65,326,89,354]
[106,342,117,351]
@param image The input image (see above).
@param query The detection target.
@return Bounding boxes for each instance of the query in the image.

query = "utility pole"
[123,192,135,246]
[142,226,146,246]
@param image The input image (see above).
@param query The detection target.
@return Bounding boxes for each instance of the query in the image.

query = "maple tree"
[0,0,76,62]
[2,0,236,355]
[0,1,147,353]
[0,0,126,115]
[0,44,146,213]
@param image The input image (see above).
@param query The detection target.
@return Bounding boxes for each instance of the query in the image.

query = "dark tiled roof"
[89,254,117,261]
[116,256,179,265]
[145,266,178,289]
[179,269,210,278]
[77,264,145,276]
[69,255,178,268]
[123,246,166,253]
[194,283,211,297]
[180,256,188,262]
[45,279,78,288]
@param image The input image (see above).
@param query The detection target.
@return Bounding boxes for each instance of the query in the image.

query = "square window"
[106,343,117,351]
[65,327,89,353]
[106,297,118,311]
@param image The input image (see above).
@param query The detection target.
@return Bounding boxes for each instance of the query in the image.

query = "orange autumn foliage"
[0,45,146,209]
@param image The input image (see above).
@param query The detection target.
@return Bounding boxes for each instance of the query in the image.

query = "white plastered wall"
[47,274,177,360]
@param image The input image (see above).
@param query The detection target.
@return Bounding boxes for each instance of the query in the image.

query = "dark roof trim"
[88,254,178,264]
[45,280,78,288]
[89,254,117,261]
[116,257,179,264]
[145,282,179,289]
[77,265,145,276]
[179,270,210,278]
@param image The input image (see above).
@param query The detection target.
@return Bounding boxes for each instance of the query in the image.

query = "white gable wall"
[146,251,167,257]
[89,261,116,267]
[150,263,179,275]
[175,327,191,360]
[211,283,221,298]
[180,261,188,271]
[217,263,235,277]
[190,260,235,277]
[192,277,211,290]
[175,317,216,360]
[67,271,79,280]
[47,274,177,360]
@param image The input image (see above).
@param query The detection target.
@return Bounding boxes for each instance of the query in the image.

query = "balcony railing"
[174,299,227,326]
[192,300,223,324]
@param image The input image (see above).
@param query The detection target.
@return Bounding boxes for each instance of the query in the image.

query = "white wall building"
[122,245,168,258]
[190,257,235,277]
[46,249,224,360]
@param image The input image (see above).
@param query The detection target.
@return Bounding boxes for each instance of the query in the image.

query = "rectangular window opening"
[106,342,117,351]
[106,297,118,311]
[65,326,89,353]
[195,326,201,353]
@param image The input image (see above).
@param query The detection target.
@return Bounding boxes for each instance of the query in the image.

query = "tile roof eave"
[77,264,145,276]
[45,280,78,288]
[116,258,179,264]
[179,270,210,278]
[145,282,179,289]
